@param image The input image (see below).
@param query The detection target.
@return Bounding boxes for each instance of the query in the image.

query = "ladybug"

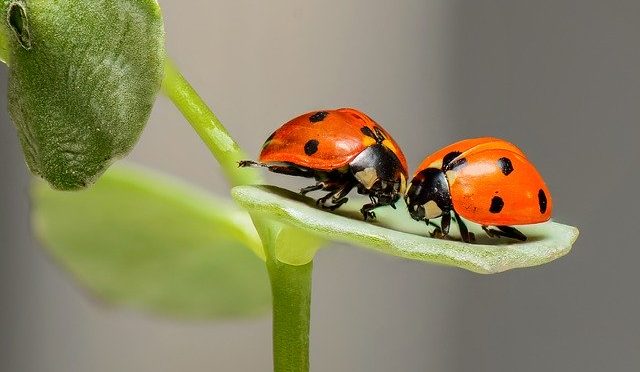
[404,137,552,242]
[239,108,408,220]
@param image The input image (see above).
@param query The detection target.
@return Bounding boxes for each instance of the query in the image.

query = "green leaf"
[4,0,165,190]
[0,9,10,64]
[33,165,270,319]
[232,185,579,274]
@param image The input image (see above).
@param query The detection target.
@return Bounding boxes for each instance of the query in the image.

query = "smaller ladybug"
[405,137,552,243]
[239,108,408,220]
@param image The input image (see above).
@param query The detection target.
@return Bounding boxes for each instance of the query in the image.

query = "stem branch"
[161,59,261,186]
[164,58,312,372]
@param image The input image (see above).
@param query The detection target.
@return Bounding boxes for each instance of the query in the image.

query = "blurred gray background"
[1,0,638,371]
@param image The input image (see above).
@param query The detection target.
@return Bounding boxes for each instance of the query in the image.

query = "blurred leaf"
[0,15,8,64]
[33,165,270,319]
[4,0,165,190]
[232,185,579,274]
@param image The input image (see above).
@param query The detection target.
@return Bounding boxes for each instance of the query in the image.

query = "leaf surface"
[5,0,165,189]
[33,165,270,319]
[232,185,579,274]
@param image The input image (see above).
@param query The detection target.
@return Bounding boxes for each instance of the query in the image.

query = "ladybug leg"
[300,183,323,195]
[360,194,384,220]
[426,221,441,229]
[482,225,527,241]
[318,196,349,211]
[497,226,526,241]
[360,204,377,221]
[440,212,451,237]
[328,182,356,209]
[360,195,379,220]
[482,226,496,238]
[453,211,475,243]
[316,191,338,210]
[428,221,445,239]
[359,192,399,221]
[316,182,355,211]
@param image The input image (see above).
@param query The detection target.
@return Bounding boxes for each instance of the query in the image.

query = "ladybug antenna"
[238,160,266,168]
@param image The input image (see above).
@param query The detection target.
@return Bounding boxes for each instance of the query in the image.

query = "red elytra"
[259,108,407,173]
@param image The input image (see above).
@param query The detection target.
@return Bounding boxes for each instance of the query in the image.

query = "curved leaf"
[232,185,579,274]
[4,0,165,190]
[33,165,270,319]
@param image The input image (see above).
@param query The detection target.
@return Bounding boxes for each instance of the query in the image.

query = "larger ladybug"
[405,137,552,242]
[239,108,408,220]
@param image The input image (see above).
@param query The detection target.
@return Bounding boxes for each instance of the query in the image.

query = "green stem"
[267,255,313,372]
[161,59,262,187]
[256,222,313,372]
[164,58,312,371]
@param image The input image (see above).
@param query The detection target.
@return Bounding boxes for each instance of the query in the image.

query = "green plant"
[1,1,578,371]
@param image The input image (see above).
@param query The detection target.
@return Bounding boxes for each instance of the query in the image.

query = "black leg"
[440,212,451,237]
[453,211,474,243]
[360,194,380,220]
[329,182,355,209]
[359,193,400,221]
[316,182,355,211]
[497,226,526,241]
[482,225,527,241]
[329,197,349,210]
[316,190,339,210]
[427,220,446,239]
[360,203,377,221]
[426,220,441,230]
[300,183,323,195]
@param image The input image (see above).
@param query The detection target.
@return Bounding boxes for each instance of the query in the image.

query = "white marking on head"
[355,167,378,190]
[423,200,443,218]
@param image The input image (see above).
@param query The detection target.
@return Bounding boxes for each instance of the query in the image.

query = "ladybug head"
[405,168,452,221]
[349,144,407,201]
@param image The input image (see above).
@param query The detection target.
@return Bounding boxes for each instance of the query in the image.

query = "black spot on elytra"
[371,126,386,143]
[266,131,276,142]
[309,111,329,123]
[538,189,548,214]
[447,157,468,170]
[442,151,462,169]
[360,126,376,138]
[498,157,514,176]
[304,139,319,156]
[489,196,504,213]
[349,112,366,122]
[261,131,277,148]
